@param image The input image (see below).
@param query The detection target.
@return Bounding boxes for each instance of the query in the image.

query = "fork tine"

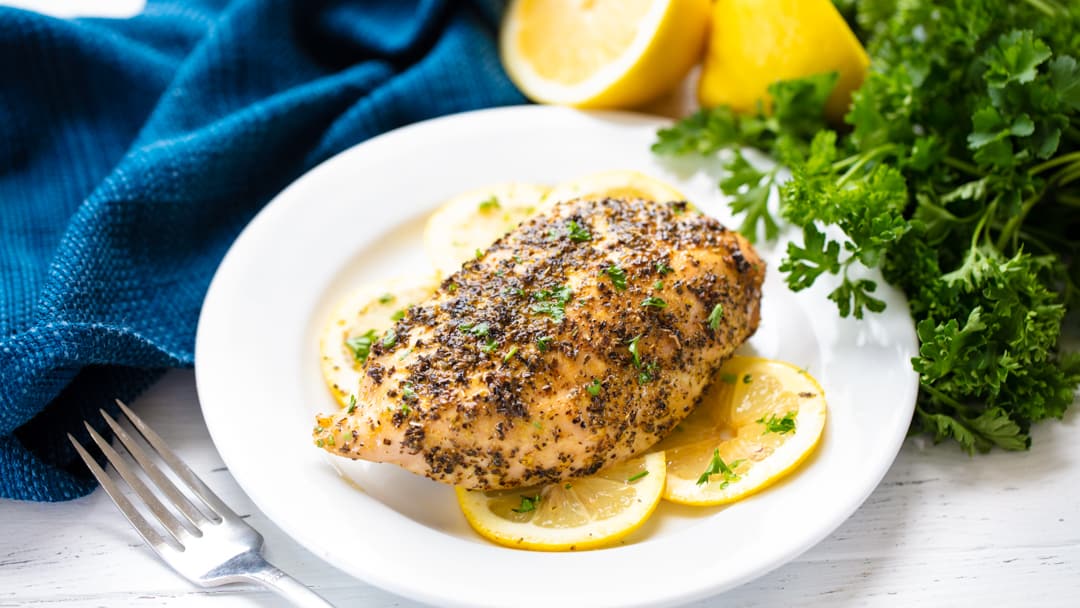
[114,399,237,519]
[99,408,211,529]
[68,433,168,549]
[84,422,191,545]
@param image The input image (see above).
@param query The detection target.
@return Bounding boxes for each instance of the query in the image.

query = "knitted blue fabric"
[0,0,525,502]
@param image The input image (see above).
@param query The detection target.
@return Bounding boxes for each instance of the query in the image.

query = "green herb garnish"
[707,304,724,330]
[503,346,519,363]
[656,262,673,275]
[512,494,541,513]
[627,471,649,483]
[696,449,743,487]
[346,395,357,415]
[378,293,395,304]
[537,336,553,352]
[531,286,573,323]
[478,195,501,212]
[566,220,592,242]
[758,412,797,435]
[481,338,497,354]
[345,329,378,364]
[627,335,642,368]
[390,309,405,322]
[381,329,397,348]
[641,296,667,309]
[742,374,752,384]
[604,264,628,291]
[653,280,663,290]
[586,379,602,396]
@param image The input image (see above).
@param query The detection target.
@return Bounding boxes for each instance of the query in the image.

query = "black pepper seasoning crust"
[314,197,765,490]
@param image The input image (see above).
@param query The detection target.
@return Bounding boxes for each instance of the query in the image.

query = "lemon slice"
[545,169,692,208]
[456,451,666,551]
[319,276,438,407]
[423,183,550,277]
[656,357,827,506]
[500,0,710,108]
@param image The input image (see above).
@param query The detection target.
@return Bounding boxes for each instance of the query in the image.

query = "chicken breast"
[314,197,764,489]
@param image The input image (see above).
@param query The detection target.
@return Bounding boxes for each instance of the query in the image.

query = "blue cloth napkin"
[0,0,525,502]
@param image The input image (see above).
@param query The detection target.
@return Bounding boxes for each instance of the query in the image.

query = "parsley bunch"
[653,0,1080,453]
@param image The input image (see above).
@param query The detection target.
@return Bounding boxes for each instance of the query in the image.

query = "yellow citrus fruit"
[655,356,827,506]
[319,276,437,407]
[545,169,692,208]
[423,183,550,278]
[698,0,869,122]
[456,451,666,551]
[500,0,710,108]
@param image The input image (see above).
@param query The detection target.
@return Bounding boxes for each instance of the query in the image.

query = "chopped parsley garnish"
[720,372,738,384]
[564,482,572,490]
[478,195,500,212]
[536,336,553,352]
[481,338,498,354]
[628,335,642,368]
[742,374,752,384]
[381,329,397,348]
[346,395,357,415]
[586,379,602,396]
[400,403,411,416]
[656,261,673,275]
[707,304,724,330]
[460,321,490,337]
[641,296,667,309]
[627,471,649,483]
[345,329,378,364]
[475,248,484,260]
[447,283,457,292]
[401,383,417,403]
[604,264,628,291]
[512,494,541,513]
[638,361,658,384]
[696,449,743,487]
[566,220,592,243]
[378,293,395,304]
[653,280,663,290]
[531,286,573,323]
[758,411,797,435]
[503,346,519,363]
[391,309,405,321]
[532,420,543,429]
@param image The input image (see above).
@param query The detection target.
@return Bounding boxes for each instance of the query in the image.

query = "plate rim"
[195,105,919,607]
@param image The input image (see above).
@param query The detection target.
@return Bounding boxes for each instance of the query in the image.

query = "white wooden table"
[2,370,1078,607]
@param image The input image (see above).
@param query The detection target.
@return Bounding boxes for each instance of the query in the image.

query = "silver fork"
[69,399,334,607]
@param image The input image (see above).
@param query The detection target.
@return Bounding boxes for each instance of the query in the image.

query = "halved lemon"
[456,451,666,551]
[656,357,827,506]
[544,169,692,208]
[319,276,438,407]
[423,183,550,277]
[500,0,710,108]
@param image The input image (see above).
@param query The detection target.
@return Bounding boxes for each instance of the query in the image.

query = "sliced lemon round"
[423,183,549,277]
[656,357,827,506]
[545,169,692,208]
[500,0,710,108]
[319,276,438,407]
[456,451,666,551]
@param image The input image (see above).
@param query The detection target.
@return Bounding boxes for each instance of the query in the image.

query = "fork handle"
[241,557,335,608]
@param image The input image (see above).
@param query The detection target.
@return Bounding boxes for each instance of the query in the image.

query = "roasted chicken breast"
[314,197,765,489]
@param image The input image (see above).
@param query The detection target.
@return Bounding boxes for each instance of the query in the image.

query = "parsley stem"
[920,382,972,415]
[942,156,984,177]
[1021,0,1060,17]
[1029,150,1080,175]
[1055,193,1080,208]
[837,144,899,187]
[995,191,1043,253]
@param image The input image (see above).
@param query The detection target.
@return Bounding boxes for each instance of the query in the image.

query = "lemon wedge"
[545,169,691,208]
[656,357,827,506]
[500,0,710,108]
[456,451,666,551]
[423,183,550,278]
[698,0,869,122]
[319,276,437,407]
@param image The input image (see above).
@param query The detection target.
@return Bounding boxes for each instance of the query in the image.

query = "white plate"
[196,106,918,608]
